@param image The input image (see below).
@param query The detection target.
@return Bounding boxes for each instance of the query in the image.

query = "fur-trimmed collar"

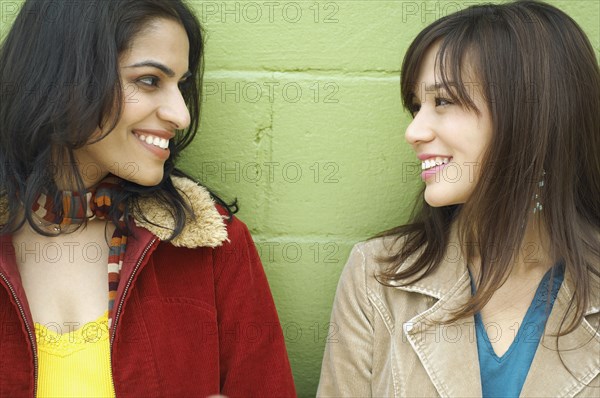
[0,176,228,249]
[132,176,228,248]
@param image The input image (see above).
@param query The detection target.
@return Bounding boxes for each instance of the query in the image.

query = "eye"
[435,97,453,107]
[137,76,160,87]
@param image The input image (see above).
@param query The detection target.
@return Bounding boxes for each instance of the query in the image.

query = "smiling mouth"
[133,132,170,150]
[422,156,451,171]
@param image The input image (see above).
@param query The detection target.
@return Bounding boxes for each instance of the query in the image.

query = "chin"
[125,171,165,187]
[137,177,164,187]
[424,190,457,208]
[425,199,447,207]
[424,190,443,207]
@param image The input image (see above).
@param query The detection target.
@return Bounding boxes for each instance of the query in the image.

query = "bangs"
[401,13,485,115]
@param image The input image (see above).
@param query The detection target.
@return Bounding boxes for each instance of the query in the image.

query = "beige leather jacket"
[317,236,600,397]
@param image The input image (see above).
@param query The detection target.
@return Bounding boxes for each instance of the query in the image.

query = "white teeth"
[421,157,450,170]
[135,133,169,149]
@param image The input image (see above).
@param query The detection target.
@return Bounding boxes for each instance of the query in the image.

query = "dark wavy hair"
[0,0,236,237]
[378,0,600,335]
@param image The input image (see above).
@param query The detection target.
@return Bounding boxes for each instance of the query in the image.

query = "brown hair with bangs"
[378,0,600,336]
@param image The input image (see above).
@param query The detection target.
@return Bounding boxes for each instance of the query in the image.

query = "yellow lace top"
[34,311,116,398]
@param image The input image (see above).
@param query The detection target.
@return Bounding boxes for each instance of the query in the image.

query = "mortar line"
[262,99,276,231]
[252,236,369,244]
[204,69,401,81]
[252,71,276,235]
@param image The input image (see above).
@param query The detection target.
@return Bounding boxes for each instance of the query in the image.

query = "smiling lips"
[422,156,451,171]
[418,155,453,181]
[132,129,174,160]
[135,133,170,149]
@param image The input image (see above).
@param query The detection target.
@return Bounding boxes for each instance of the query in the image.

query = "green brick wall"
[1,1,598,396]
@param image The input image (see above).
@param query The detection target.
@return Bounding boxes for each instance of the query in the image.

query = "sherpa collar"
[0,176,228,249]
[133,176,228,248]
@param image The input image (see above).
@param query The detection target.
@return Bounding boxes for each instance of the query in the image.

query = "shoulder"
[339,234,439,302]
[350,235,407,272]
[356,235,404,261]
[213,204,257,255]
[339,235,405,290]
[215,204,249,240]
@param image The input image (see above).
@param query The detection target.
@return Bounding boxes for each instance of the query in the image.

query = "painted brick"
[194,0,420,72]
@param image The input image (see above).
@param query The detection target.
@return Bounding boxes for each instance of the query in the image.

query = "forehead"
[410,44,444,99]
[416,44,441,84]
[411,43,481,100]
[120,18,189,69]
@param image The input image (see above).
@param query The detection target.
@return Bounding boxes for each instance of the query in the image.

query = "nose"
[404,108,435,146]
[157,87,191,130]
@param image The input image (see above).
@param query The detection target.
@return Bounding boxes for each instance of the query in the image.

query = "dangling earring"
[532,170,545,213]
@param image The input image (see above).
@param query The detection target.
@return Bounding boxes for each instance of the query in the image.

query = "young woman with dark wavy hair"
[319,1,599,396]
[0,1,295,396]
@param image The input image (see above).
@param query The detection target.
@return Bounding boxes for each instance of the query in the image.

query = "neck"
[514,216,554,274]
[54,171,109,191]
[52,146,108,190]
[464,215,555,281]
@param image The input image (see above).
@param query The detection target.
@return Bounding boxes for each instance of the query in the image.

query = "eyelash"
[137,75,160,87]
[435,97,452,107]
[409,97,453,115]
[136,76,189,90]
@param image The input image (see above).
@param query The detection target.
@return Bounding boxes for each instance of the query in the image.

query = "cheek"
[120,87,154,120]
[119,101,141,124]
[475,112,493,151]
[107,102,147,139]
[455,120,491,160]
[122,84,136,105]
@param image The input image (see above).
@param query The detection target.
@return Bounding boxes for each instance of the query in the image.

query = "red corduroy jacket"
[0,177,296,397]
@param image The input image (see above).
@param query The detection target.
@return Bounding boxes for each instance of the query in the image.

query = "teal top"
[470,262,565,398]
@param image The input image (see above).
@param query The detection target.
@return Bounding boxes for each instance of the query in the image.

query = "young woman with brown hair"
[318,1,599,396]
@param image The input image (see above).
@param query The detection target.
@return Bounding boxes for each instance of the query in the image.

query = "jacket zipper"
[109,236,157,396]
[0,272,38,398]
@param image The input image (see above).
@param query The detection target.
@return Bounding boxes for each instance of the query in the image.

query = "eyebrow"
[424,82,455,91]
[124,60,192,80]
[411,81,457,101]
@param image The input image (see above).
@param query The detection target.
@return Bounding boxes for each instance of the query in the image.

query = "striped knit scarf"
[32,176,127,328]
